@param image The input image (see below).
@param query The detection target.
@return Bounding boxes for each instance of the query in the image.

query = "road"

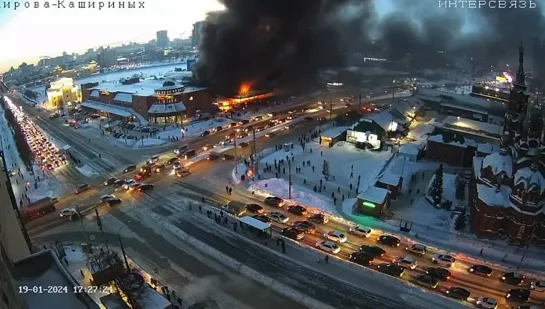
[25,113,545,309]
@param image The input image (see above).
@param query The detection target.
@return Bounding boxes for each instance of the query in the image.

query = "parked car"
[476,297,498,309]
[394,256,418,269]
[264,196,284,207]
[506,289,530,302]
[293,221,316,234]
[108,198,123,206]
[315,240,340,254]
[59,208,77,218]
[445,287,470,301]
[282,227,304,240]
[308,213,328,224]
[502,272,525,285]
[323,230,347,243]
[245,203,264,214]
[377,263,405,277]
[469,265,493,277]
[377,235,400,247]
[530,280,545,292]
[432,254,456,268]
[123,164,137,173]
[405,244,427,256]
[359,245,386,258]
[414,275,438,289]
[349,251,373,266]
[425,267,451,281]
[267,212,289,223]
[349,225,372,238]
[75,184,89,194]
[253,215,272,223]
[103,177,117,186]
[287,205,307,216]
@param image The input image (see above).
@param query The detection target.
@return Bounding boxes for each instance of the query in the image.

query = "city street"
[24,113,545,308]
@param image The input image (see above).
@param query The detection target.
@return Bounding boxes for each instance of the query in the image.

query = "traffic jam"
[226,195,545,309]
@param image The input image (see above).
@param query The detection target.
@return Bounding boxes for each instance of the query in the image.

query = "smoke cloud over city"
[193,0,545,94]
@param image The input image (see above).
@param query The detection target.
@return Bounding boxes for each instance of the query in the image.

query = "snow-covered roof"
[239,216,272,231]
[358,186,389,204]
[477,184,509,207]
[16,250,99,309]
[81,100,133,117]
[368,112,396,131]
[321,126,349,139]
[378,172,401,186]
[399,143,420,156]
[137,285,172,309]
[147,102,186,114]
[408,123,435,141]
[514,167,545,194]
[114,92,133,103]
[477,143,500,155]
[428,134,476,148]
[482,151,513,177]
[90,79,207,97]
[442,116,502,135]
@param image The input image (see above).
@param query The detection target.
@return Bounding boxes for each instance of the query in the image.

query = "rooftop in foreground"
[15,249,100,309]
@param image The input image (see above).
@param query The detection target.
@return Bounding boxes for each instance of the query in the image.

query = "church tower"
[501,43,531,151]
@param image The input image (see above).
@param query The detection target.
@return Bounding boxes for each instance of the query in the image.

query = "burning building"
[216,82,274,111]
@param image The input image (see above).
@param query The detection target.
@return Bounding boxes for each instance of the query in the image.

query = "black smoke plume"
[192,0,374,95]
[194,0,545,94]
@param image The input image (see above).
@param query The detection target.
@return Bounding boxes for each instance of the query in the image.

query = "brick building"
[80,78,216,124]
[470,44,545,246]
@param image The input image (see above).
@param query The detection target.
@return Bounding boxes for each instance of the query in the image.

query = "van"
[222,201,247,217]
[183,149,196,159]
[174,145,188,155]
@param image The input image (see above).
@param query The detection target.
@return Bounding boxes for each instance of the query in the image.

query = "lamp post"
[288,160,292,199]
[117,223,131,274]
[392,79,396,100]
[234,132,238,174]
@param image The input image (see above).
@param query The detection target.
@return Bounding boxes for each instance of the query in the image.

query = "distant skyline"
[0,0,224,72]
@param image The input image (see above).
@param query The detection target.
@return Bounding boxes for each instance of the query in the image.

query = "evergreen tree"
[454,208,467,231]
[429,164,444,206]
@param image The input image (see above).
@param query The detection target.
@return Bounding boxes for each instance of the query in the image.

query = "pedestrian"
[303,161,305,167]
[479,248,483,256]
[224,217,228,225]
[220,211,224,218]
[350,171,353,178]
[342,194,345,201]
[358,175,361,181]
[313,185,317,192]
[80,269,84,277]
[198,205,202,213]
[331,192,335,198]
[312,166,315,172]
[276,238,281,246]
[303,179,306,184]
[283,167,286,174]
[225,186,229,194]
[337,186,340,193]
[351,164,353,170]
[229,187,232,195]
[324,255,329,264]
[321,151,323,156]
[201,197,205,203]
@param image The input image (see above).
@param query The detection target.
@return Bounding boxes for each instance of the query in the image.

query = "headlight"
[502,276,506,280]
[469,268,474,272]
[506,293,510,298]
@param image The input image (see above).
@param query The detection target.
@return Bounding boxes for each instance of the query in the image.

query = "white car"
[349,225,372,237]
[316,240,341,254]
[59,208,77,218]
[530,280,545,292]
[99,194,116,202]
[432,254,456,268]
[122,179,136,190]
[476,297,498,309]
[405,244,427,256]
[394,256,418,270]
[323,230,347,243]
[267,212,289,224]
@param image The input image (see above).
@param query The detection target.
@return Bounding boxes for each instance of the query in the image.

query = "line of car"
[235,195,545,309]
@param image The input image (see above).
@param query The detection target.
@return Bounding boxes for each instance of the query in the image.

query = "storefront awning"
[148,102,186,115]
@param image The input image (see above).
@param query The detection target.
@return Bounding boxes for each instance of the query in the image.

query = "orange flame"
[239,82,252,95]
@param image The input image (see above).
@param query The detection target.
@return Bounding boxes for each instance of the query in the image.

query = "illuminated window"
[362,201,376,208]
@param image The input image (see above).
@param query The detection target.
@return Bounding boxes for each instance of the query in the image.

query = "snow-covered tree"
[322,160,329,178]
[454,208,467,231]
[429,164,444,206]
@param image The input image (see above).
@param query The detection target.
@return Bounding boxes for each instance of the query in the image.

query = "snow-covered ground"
[157,118,231,140]
[75,164,99,178]
[250,178,339,215]
[133,138,167,149]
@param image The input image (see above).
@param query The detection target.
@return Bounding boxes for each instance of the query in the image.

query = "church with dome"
[470,44,545,246]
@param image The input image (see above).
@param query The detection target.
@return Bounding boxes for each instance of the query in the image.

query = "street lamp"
[117,223,131,274]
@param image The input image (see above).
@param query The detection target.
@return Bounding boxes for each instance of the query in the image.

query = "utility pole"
[329,100,333,121]
[95,208,109,252]
[118,226,131,274]
[252,128,258,176]
[76,204,90,244]
[392,79,396,101]
[358,92,362,113]
[288,160,292,199]
[233,132,238,174]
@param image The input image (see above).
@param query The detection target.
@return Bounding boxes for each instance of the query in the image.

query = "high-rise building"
[192,21,205,48]
[97,48,117,67]
[0,149,27,309]
[156,30,169,48]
